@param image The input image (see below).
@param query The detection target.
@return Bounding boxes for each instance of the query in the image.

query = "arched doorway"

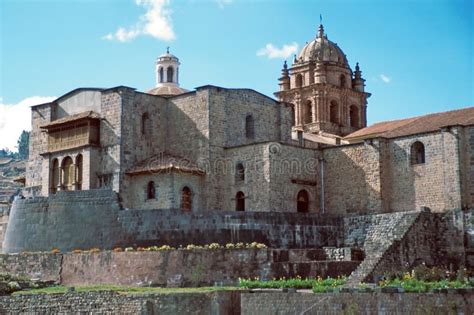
[51,158,59,194]
[61,156,74,191]
[297,190,309,213]
[236,191,245,211]
[181,186,192,211]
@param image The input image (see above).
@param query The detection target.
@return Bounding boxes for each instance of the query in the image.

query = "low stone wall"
[0,291,241,315]
[0,249,360,287]
[0,253,62,283]
[241,292,474,315]
[3,190,343,253]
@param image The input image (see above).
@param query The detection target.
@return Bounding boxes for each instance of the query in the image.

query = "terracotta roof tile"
[345,107,474,140]
[40,111,101,129]
[126,153,205,176]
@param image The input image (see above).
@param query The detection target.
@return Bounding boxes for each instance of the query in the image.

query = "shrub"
[72,249,82,254]
[208,243,221,249]
[124,247,134,252]
[51,248,61,254]
[113,247,123,252]
[88,248,100,253]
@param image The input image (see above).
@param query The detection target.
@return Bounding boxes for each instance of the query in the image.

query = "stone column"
[311,96,317,123]
[71,162,77,191]
[58,166,64,191]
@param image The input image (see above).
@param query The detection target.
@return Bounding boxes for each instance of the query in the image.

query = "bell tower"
[275,24,370,137]
[155,47,180,88]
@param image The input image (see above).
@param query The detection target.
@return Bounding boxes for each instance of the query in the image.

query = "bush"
[51,248,61,254]
[239,276,346,291]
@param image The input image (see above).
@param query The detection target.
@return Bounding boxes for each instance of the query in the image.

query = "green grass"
[239,276,346,290]
[13,285,242,296]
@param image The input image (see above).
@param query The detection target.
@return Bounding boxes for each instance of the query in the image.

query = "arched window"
[159,67,164,83]
[410,141,425,165]
[147,181,156,199]
[340,74,346,88]
[330,101,339,124]
[297,190,309,213]
[76,154,83,191]
[167,66,174,83]
[236,191,245,211]
[349,105,359,128]
[181,186,192,211]
[51,158,59,194]
[245,115,255,139]
[61,156,74,191]
[295,74,303,88]
[141,113,149,135]
[235,163,245,182]
[304,100,312,124]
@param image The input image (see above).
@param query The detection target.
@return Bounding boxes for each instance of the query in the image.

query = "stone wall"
[388,129,463,213]
[323,141,383,215]
[0,249,360,287]
[3,189,343,253]
[241,292,474,315]
[0,291,241,315]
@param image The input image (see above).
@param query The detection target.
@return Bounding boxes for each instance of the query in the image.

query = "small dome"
[295,25,349,67]
[147,86,189,97]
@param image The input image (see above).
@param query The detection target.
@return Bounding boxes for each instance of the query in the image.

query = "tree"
[16,131,30,160]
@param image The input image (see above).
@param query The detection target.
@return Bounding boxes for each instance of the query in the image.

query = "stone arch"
[304,100,312,124]
[349,105,359,128]
[410,141,425,165]
[295,74,303,88]
[340,74,346,88]
[159,67,164,83]
[61,156,74,191]
[51,158,59,194]
[147,181,156,200]
[141,112,149,135]
[235,163,245,183]
[167,66,174,83]
[245,115,255,139]
[181,186,192,211]
[236,191,245,211]
[297,189,309,213]
[75,154,83,190]
[330,100,339,124]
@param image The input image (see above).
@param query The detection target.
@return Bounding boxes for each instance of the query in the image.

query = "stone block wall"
[323,141,383,215]
[0,291,241,315]
[388,129,462,213]
[3,189,343,253]
[241,292,474,315]
[0,253,62,283]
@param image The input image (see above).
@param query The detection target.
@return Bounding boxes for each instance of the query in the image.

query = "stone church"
[24,23,474,216]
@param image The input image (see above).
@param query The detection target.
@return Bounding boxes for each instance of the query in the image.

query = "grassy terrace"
[13,285,242,296]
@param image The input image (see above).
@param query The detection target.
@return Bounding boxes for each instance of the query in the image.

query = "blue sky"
[0,0,473,150]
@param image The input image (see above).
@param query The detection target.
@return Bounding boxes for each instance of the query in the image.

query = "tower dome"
[274,23,370,138]
[295,25,349,67]
[147,47,188,97]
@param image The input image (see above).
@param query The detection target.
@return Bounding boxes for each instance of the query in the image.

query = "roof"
[40,111,101,129]
[146,86,189,96]
[126,153,205,176]
[345,107,474,141]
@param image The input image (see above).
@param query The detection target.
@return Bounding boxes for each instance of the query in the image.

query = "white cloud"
[215,0,233,9]
[380,74,391,83]
[0,96,56,151]
[103,0,175,42]
[257,42,298,59]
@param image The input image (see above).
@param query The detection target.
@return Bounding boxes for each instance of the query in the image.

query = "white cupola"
[147,47,188,96]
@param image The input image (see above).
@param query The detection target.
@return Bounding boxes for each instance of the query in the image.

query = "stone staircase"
[268,247,363,279]
[344,210,422,287]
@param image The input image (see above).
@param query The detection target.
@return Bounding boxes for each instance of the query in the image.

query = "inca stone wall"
[0,291,241,315]
[3,190,343,253]
[240,292,474,315]
[0,249,360,287]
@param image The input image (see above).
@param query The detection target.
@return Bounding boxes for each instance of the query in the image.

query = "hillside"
[0,157,25,206]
